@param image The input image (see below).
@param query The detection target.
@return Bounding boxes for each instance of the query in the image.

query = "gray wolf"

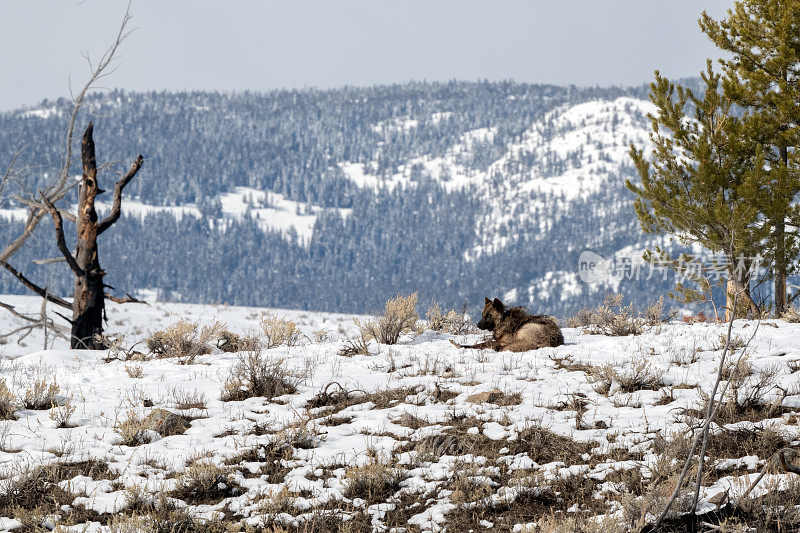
[451,297,564,352]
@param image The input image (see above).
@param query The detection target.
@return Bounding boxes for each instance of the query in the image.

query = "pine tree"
[700,0,800,314]
[628,65,767,317]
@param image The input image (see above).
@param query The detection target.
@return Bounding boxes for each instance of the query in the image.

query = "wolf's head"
[477,297,505,331]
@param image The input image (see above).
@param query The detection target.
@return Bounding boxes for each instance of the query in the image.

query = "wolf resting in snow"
[451,297,564,352]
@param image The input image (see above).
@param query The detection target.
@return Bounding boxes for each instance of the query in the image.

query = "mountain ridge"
[0,81,693,316]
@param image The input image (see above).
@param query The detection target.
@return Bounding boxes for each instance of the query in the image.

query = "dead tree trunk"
[71,123,106,347]
[0,122,143,349]
[39,122,143,349]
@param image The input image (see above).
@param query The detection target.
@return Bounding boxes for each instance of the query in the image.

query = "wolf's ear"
[484,297,491,305]
[492,298,504,311]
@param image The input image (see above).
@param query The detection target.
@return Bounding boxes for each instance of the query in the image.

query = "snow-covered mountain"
[0,82,681,315]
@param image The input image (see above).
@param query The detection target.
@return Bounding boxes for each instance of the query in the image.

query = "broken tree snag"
[61,122,143,349]
[97,154,143,234]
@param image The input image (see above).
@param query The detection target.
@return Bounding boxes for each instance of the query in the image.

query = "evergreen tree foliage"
[628,65,767,316]
[700,0,800,313]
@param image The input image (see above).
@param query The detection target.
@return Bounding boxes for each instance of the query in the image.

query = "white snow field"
[0,295,798,531]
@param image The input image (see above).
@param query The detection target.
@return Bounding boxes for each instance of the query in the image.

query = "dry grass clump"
[255,487,299,523]
[224,427,314,483]
[358,292,420,345]
[566,294,662,336]
[259,313,304,349]
[512,425,594,465]
[0,379,18,419]
[22,378,60,410]
[115,410,151,446]
[108,508,233,533]
[171,461,240,504]
[171,388,207,410]
[532,514,626,533]
[216,329,260,353]
[337,330,370,357]
[311,329,332,343]
[448,464,494,505]
[49,396,76,428]
[587,358,664,395]
[220,351,298,402]
[709,357,787,423]
[0,461,112,527]
[614,358,665,393]
[444,471,607,531]
[342,461,405,503]
[706,426,788,461]
[124,363,144,378]
[146,319,224,362]
[782,306,800,323]
[426,301,477,335]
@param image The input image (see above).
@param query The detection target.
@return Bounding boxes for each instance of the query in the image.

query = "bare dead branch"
[0,261,72,309]
[32,257,67,265]
[13,196,76,223]
[53,310,75,325]
[0,145,29,201]
[41,195,84,276]
[41,289,48,349]
[655,287,761,526]
[97,154,143,234]
[104,292,146,304]
[0,300,40,323]
[0,321,70,343]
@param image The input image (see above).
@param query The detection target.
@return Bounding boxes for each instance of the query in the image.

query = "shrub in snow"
[172,461,239,504]
[220,351,297,402]
[359,292,420,345]
[425,300,477,335]
[258,313,304,349]
[0,379,17,419]
[343,461,405,503]
[22,378,60,410]
[566,294,664,336]
[146,319,224,362]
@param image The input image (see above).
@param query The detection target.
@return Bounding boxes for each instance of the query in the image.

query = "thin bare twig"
[734,448,800,506]
[0,3,133,264]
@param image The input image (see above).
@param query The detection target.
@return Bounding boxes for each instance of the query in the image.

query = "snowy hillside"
[0,296,798,531]
[341,97,654,261]
[0,83,692,316]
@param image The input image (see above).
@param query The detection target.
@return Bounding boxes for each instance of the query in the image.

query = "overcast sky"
[1,0,733,111]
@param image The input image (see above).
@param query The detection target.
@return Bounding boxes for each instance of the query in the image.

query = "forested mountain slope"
[0,81,691,315]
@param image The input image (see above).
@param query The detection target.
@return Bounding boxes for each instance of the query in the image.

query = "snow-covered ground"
[0,295,798,531]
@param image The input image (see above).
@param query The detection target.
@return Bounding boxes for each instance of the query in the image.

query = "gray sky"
[1,0,733,111]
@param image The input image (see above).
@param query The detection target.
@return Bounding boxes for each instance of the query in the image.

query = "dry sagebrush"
[146,319,224,362]
[567,294,664,336]
[221,351,298,402]
[259,313,304,349]
[426,300,477,335]
[357,292,420,345]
